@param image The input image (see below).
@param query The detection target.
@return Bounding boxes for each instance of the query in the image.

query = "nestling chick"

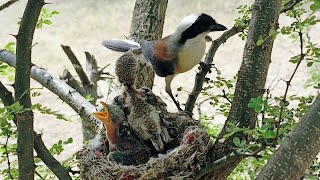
[92,102,150,165]
[124,86,171,151]
[115,51,138,86]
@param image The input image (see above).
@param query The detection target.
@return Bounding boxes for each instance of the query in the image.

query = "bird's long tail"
[102,39,141,52]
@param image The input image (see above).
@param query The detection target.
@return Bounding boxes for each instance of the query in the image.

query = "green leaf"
[307,62,313,67]
[280,100,289,107]
[261,124,270,130]
[256,38,265,46]
[85,94,94,102]
[310,1,320,11]
[43,20,52,25]
[233,137,241,147]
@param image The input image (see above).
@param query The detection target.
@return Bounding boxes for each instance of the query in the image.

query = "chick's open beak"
[92,102,111,125]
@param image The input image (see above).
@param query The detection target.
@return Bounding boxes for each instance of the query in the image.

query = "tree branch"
[4,132,14,180]
[34,134,72,180]
[15,0,45,179]
[0,50,102,131]
[195,150,245,180]
[60,69,86,96]
[184,26,244,113]
[0,0,19,11]
[275,30,305,140]
[61,45,90,86]
[280,0,302,13]
[256,95,320,179]
[204,0,282,178]
[0,81,72,180]
[85,52,98,85]
[59,50,99,140]
[0,81,14,106]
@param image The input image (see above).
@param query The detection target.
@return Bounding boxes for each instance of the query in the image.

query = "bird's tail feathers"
[102,39,141,52]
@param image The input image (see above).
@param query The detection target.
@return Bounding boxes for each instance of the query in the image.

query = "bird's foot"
[199,62,215,73]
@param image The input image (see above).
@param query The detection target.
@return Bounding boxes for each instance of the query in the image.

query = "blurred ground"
[0,0,319,165]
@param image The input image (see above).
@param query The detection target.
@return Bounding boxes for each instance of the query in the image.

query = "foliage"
[197,1,320,179]
[0,0,319,179]
[0,7,79,180]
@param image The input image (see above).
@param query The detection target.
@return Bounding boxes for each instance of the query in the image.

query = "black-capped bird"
[103,13,227,111]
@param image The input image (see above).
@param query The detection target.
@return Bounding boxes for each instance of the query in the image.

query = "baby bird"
[115,51,138,86]
[92,102,150,165]
[124,86,171,151]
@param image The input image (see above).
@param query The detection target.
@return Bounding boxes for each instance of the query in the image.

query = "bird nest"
[77,88,213,179]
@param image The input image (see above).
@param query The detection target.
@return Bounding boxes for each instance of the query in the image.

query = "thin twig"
[34,134,72,180]
[4,132,14,180]
[184,26,244,113]
[222,89,232,103]
[0,0,19,11]
[35,171,43,179]
[61,45,91,86]
[280,0,302,13]
[197,97,211,117]
[275,30,305,140]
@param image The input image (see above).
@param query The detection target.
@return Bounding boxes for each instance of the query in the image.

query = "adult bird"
[102,13,227,111]
[92,102,150,165]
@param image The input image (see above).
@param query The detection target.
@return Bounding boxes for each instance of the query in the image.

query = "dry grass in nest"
[77,126,212,179]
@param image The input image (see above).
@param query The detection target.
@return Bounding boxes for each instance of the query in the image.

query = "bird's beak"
[92,102,112,125]
[209,23,227,31]
[92,112,108,122]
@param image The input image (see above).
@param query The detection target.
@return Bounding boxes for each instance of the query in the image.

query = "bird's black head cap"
[179,13,227,44]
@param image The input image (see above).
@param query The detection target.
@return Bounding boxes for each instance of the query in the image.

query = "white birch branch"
[0,50,102,131]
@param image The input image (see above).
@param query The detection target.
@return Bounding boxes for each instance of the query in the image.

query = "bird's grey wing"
[140,40,176,77]
[102,39,141,52]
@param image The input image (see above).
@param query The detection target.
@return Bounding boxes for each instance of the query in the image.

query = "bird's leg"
[168,90,183,111]
[165,75,183,111]
[199,61,215,73]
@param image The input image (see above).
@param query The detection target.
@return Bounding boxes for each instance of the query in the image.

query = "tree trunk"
[256,95,320,180]
[129,0,168,89]
[204,0,282,179]
[14,0,44,179]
